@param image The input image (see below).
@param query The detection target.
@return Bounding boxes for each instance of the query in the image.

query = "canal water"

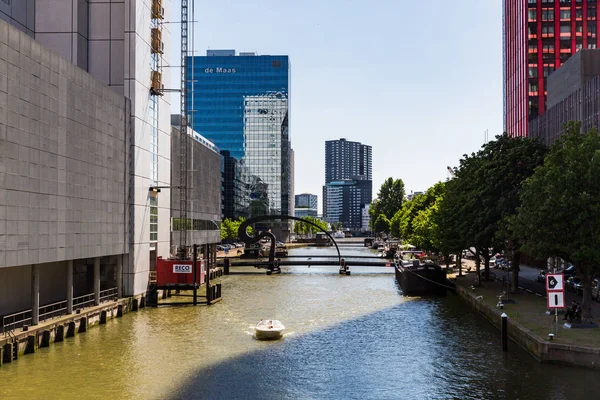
[1,245,599,400]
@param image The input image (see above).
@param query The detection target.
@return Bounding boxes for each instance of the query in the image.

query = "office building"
[170,116,221,249]
[188,50,293,232]
[0,0,175,321]
[530,49,600,143]
[323,139,372,231]
[325,138,372,183]
[295,194,318,218]
[503,0,599,137]
[221,150,250,219]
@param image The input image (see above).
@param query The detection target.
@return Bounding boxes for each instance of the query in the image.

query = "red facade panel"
[156,257,206,286]
[503,0,600,137]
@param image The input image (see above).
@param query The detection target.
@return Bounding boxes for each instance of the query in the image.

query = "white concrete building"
[0,0,175,327]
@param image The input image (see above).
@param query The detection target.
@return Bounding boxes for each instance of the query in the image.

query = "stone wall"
[0,19,130,269]
[457,285,600,369]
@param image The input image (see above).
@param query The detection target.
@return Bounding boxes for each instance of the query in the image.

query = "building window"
[542,9,553,21]
[150,197,158,242]
[560,9,571,20]
[529,66,538,78]
[528,9,537,21]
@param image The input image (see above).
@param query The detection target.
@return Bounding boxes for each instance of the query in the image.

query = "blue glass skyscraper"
[187,50,292,219]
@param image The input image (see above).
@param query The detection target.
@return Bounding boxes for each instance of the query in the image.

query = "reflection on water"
[1,246,598,400]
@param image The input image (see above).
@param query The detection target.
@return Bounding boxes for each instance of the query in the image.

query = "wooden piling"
[66,321,76,337]
[100,310,107,324]
[55,325,65,342]
[132,298,139,311]
[40,330,51,348]
[2,343,12,364]
[78,317,87,333]
[117,304,123,318]
[25,335,36,354]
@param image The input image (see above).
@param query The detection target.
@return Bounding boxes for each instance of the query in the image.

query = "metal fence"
[73,293,96,310]
[100,287,118,302]
[1,309,32,335]
[39,300,68,323]
[2,288,120,335]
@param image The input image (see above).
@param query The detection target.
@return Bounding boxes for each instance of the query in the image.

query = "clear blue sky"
[169,0,503,209]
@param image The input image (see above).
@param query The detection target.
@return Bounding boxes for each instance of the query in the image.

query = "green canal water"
[1,246,599,399]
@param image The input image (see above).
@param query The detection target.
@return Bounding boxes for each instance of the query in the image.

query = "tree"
[373,214,390,235]
[512,122,600,320]
[369,177,406,229]
[392,182,445,252]
[294,217,328,237]
[221,217,252,241]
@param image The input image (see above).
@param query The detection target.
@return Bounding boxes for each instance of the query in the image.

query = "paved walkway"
[454,271,600,347]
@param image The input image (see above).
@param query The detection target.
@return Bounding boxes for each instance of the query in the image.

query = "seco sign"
[173,264,192,274]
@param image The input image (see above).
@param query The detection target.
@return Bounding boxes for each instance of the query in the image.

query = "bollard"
[100,310,107,324]
[25,335,36,354]
[55,325,65,342]
[40,330,51,348]
[117,304,123,318]
[66,321,76,337]
[78,317,87,333]
[501,313,508,352]
[224,258,230,275]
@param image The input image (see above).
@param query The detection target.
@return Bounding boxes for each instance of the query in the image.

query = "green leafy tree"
[392,182,445,252]
[222,217,252,241]
[433,179,467,274]
[369,178,405,229]
[512,122,600,320]
[373,214,390,235]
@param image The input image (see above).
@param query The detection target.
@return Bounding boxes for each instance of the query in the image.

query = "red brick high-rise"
[504,0,599,137]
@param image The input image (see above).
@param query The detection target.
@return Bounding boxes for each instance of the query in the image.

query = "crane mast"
[177,0,189,259]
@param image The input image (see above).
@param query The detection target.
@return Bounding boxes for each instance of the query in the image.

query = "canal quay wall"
[456,285,600,369]
[0,297,145,367]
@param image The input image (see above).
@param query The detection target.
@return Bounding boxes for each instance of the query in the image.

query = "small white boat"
[254,319,285,340]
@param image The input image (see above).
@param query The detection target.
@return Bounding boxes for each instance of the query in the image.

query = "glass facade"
[187,51,291,218]
[504,0,600,137]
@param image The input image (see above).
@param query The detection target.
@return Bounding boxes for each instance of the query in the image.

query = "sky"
[169,0,504,210]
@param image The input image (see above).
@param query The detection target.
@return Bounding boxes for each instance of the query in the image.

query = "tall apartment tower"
[323,139,372,231]
[503,0,600,137]
[0,0,174,296]
[187,50,293,223]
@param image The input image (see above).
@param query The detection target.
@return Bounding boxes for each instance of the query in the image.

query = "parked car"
[537,270,547,283]
[592,279,600,302]
[216,245,224,251]
[565,276,583,295]
[561,265,577,277]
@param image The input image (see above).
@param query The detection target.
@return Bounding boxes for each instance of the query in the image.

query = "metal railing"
[73,293,96,310]
[100,287,118,302]
[39,300,68,323]
[2,309,32,335]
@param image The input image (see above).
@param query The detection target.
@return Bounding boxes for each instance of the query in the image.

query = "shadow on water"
[169,295,598,400]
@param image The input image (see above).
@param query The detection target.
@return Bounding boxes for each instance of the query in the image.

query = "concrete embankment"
[0,297,144,367]
[456,281,600,369]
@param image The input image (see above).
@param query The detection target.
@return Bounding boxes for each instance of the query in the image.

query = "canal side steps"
[0,296,146,368]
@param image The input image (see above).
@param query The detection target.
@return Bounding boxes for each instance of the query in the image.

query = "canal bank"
[454,273,600,369]
[0,297,143,367]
